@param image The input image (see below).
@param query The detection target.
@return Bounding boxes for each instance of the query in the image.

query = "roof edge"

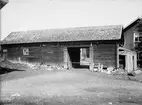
[124,17,141,31]
[8,24,122,34]
[1,25,123,45]
[119,25,123,39]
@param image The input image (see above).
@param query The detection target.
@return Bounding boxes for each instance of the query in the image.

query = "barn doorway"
[119,55,125,69]
[67,47,90,69]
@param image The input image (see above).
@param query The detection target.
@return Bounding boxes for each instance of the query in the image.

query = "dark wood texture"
[93,44,116,68]
[1,41,118,69]
[20,46,41,63]
[6,45,21,60]
[41,46,64,65]
[3,43,64,65]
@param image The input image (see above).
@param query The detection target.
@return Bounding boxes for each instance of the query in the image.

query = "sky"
[1,0,142,40]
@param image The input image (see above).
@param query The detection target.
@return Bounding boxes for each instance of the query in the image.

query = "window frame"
[23,48,29,55]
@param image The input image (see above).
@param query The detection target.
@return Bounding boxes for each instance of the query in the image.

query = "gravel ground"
[0,70,142,105]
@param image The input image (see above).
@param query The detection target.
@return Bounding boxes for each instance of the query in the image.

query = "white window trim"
[23,48,29,55]
[134,32,140,42]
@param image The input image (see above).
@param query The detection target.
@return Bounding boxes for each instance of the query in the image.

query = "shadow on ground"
[0,67,25,75]
[0,67,26,81]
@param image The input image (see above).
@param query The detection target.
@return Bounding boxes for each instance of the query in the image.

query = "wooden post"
[125,54,128,72]
[116,43,119,69]
[40,44,42,64]
[134,53,137,70]
[63,47,68,69]
[130,55,133,72]
[89,43,94,71]
[126,54,133,73]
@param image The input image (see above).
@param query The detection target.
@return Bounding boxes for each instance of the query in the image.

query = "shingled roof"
[1,25,122,45]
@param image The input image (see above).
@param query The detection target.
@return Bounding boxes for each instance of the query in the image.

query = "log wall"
[1,41,118,69]
[41,46,64,65]
[93,44,117,68]
[7,46,21,61]
[3,43,64,66]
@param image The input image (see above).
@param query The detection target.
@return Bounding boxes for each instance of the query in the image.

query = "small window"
[134,32,142,42]
[134,32,140,42]
[23,48,29,55]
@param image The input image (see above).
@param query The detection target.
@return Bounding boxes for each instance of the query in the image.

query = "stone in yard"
[108,102,112,104]
[134,70,142,74]
[46,66,53,71]
[11,93,20,97]
[107,67,114,74]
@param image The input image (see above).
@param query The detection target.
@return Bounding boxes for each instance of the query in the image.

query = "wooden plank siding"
[7,46,21,61]
[41,46,64,65]
[3,43,64,66]
[1,41,118,69]
[93,44,117,68]
[20,46,41,63]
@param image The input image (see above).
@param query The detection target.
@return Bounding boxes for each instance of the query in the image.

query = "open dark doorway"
[119,55,125,69]
[68,47,89,69]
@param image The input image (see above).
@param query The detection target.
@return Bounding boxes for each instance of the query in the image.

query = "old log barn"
[1,25,123,70]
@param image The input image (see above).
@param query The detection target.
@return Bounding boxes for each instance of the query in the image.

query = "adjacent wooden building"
[1,25,123,70]
[123,17,142,68]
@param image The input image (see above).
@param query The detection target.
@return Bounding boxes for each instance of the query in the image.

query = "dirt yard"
[0,69,142,105]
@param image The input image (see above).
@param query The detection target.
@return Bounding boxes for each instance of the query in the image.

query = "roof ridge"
[10,25,122,33]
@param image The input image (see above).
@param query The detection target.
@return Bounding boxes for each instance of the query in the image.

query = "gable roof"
[1,25,122,45]
[124,17,141,32]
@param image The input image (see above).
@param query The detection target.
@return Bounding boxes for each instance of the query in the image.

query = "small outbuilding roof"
[1,25,122,45]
